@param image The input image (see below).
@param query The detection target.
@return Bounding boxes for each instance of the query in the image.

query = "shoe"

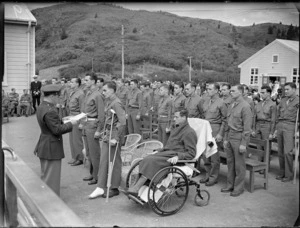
[17,114,20,117]
[102,189,120,198]
[205,180,218,187]
[88,179,98,185]
[83,175,93,181]
[282,177,293,182]
[230,190,244,197]
[276,175,285,180]
[89,187,104,199]
[68,159,76,164]
[199,177,209,183]
[221,187,234,193]
[71,160,83,166]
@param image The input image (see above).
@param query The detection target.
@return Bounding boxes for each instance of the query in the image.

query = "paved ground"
[2,115,299,227]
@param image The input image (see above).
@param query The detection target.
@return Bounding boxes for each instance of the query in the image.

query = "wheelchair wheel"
[194,190,210,207]
[125,159,142,189]
[148,166,189,216]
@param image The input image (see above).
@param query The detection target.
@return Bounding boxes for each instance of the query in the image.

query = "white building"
[4,3,37,94]
[238,39,299,92]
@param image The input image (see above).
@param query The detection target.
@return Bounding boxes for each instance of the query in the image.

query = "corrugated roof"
[238,39,299,68]
[5,3,37,24]
[276,39,299,53]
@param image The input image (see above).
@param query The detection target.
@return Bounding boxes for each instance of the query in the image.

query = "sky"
[26,2,299,27]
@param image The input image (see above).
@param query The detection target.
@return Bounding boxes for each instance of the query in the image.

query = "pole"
[188,56,192,81]
[0,3,5,226]
[121,25,124,79]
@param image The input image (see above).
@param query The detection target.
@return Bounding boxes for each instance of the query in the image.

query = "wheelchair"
[122,118,216,216]
[125,158,210,216]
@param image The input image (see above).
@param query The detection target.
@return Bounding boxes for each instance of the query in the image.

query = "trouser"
[40,158,62,196]
[82,130,93,176]
[277,122,295,178]
[32,95,40,112]
[9,102,18,114]
[17,103,31,116]
[97,141,122,190]
[83,121,100,180]
[158,118,170,146]
[226,131,246,193]
[255,121,272,162]
[127,108,141,134]
[202,123,221,182]
[69,122,84,161]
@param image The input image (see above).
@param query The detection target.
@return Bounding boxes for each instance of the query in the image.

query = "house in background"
[238,39,299,93]
[4,3,36,95]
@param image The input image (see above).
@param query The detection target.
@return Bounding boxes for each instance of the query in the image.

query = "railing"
[2,140,85,227]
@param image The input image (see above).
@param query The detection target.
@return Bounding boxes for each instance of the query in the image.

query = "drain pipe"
[26,21,31,90]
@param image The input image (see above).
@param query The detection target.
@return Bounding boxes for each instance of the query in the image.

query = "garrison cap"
[42,84,62,93]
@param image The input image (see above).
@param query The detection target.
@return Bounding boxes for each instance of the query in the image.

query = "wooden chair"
[245,138,270,193]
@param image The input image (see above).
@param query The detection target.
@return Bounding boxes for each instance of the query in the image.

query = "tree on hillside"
[218,23,220,29]
[190,23,192,27]
[277,28,281,38]
[60,28,68,40]
[94,13,98,18]
[287,24,295,40]
[265,39,269,46]
[252,23,255,27]
[268,26,273,34]
[132,27,137,33]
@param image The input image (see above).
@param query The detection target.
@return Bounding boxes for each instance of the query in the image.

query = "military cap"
[42,84,62,94]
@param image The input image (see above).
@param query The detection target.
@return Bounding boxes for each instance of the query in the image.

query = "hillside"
[32,2,299,83]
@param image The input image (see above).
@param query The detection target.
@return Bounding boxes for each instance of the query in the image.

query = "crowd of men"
[3,72,299,199]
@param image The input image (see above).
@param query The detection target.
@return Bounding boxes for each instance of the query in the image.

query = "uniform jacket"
[126,87,142,115]
[276,94,299,124]
[34,101,73,160]
[172,92,186,113]
[67,88,84,115]
[116,85,129,107]
[30,81,42,97]
[141,88,153,116]
[19,94,32,104]
[184,92,203,118]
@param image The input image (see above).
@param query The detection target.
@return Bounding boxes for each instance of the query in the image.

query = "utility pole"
[92,41,94,72]
[121,25,124,79]
[143,60,145,75]
[188,56,192,81]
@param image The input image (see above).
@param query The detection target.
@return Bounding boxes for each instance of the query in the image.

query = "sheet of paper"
[62,113,87,123]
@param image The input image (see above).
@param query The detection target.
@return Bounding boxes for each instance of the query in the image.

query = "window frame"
[250,67,259,85]
[272,54,279,63]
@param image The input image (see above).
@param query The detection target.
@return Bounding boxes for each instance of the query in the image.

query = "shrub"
[60,28,68,40]
[58,51,77,62]
[84,46,94,52]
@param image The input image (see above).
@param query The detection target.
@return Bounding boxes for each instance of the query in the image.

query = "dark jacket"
[34,101,73,160]
[30,81,42,97]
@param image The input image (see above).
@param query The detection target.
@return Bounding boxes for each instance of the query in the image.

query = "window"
[292,68,299,87]
[250,68,259,85]
[272,54,279,63]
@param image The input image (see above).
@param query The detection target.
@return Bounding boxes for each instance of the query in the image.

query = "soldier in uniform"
[116,78,129,108]
[80,73,105,185]
[16,89,32,117]
[97,77,104,94]
[34,84,77,196]
[157,84,173,146]
[252,85,276,145]
[126,79,142,135]
[275,82,299,182]
[8,88,19,116]
[67,78,85,166]
[183,82,203,118]
[89,81,126,199]
[57,79,68,119]
[242,84,255,114]
[199,83,227,186]
[30,75,42,113]
[220,83,233,108]
[222,84,252,197]
[172,81,186,113]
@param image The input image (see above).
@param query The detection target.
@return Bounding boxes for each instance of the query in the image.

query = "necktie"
[231,102,236,108]
[262,101,265,107]
[287,99,290,105]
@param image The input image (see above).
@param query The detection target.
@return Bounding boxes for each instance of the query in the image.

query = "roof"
[238,39,299,68]
[5,3,37,25]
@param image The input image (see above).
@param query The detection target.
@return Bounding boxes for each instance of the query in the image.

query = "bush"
[132,28,137,33]
[58,51,77,62]
[60,28,68,40]
[84,46,94,52]
[58,65,85,80]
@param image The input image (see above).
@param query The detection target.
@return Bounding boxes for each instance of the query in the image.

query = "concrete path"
[2,115,299,227]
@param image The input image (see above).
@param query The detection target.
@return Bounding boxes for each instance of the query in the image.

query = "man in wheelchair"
[126,108,197,197]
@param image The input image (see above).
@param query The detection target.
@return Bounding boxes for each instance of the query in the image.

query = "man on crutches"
[89,81,126,199]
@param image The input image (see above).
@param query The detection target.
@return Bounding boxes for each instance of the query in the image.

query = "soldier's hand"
[251,131,256,137]
[215,134,223,142]
[273,130,277,138]
[94,131,101,139]
[268,134,273,140]
[239,145,247,154]
[167,156,178,164]
[78,123,83,130]
[56,104,60,108]
[136,114,140,120]
[166,127,170,133]
[145,112,149,116]
[223,140,229,149]
[125,114,128,119]
[110,139,117,146]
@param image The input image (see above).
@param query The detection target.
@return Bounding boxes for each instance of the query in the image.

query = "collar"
[234,96,244,104]
[175,120,188,129]
[210,94,219,102]
[106,94,117,102]
[288,94,297,101]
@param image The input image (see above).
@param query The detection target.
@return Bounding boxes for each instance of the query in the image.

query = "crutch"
[293,108,299,184]
[106,109,117,202]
